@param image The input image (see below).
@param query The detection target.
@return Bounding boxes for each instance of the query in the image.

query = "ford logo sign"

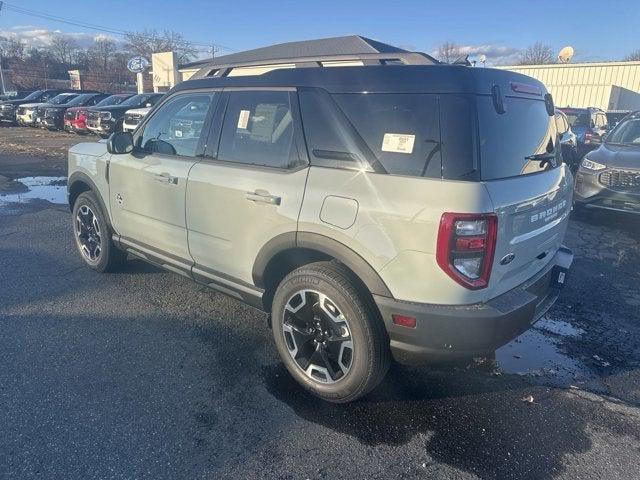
[127,56,150,74]
[500,253,516,265]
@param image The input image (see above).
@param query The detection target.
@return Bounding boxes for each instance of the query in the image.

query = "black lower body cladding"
[374,247,574,365]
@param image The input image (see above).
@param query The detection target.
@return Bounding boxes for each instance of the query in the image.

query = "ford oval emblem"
[500,253,516,265]
[127,56,150,74]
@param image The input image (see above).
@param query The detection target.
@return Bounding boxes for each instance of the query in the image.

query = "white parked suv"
[67,54,574,402]
[122,107,152,132]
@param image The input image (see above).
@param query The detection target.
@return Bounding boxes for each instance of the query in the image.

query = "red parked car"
[64,94,134,134]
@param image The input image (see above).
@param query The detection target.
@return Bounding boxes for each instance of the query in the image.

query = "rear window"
[564,111,589,128]
[477,96,559,180]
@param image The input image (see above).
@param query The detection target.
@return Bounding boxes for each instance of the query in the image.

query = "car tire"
[72,191,125,272]
[271,261,390,403]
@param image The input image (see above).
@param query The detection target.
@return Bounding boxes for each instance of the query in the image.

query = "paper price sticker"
[237,109,251,129]
[381,133,415,154]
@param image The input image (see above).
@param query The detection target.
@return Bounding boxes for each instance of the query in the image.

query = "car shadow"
[263,361,601,478]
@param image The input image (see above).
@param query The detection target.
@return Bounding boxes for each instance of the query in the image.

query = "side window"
[599,114,608,128]
[299,88,372,170]
[333,93,442,178]
[217,91,299,168]
[555,113,568,134]
[140,92,216,157]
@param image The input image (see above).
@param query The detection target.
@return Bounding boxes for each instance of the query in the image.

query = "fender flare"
[67,171,114,230]
[252,231,393,298]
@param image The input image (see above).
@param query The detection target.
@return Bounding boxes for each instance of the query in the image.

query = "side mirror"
[107,131,134,154]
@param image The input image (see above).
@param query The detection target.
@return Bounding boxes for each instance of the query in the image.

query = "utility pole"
[0,1,6,95]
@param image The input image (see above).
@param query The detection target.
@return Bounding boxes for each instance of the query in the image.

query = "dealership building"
[499,61,640,111]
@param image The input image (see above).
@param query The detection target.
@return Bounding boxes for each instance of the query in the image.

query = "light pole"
[0,51,6,96]
[0,1,5,95]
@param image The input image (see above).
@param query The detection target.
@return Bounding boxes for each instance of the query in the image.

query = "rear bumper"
[574,169,640,214]
[374,246,574,365]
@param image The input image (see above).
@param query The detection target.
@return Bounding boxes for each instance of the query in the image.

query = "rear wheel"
[72,191,125,272]
[271,262,390,403]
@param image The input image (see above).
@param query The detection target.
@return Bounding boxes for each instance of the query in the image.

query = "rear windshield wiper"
[525,153,556,170]
[525,153,556,161]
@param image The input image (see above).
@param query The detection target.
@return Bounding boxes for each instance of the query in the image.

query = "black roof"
[173,64,547,96]
[182,35,409,70]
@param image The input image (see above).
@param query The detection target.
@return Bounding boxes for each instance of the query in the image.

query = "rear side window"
[332,93,442,178]
[218,91,299,169]
[477,96,559,180]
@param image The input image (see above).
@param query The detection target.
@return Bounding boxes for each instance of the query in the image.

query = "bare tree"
[125,29,198,64]
[624,50,640,61]
[88,38,116,71]
[0,36,26,59]
[517,42,555,65]
[50,35,78,65]
[435,41,461,64]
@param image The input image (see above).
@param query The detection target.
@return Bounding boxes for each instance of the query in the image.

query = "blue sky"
[1,0,638,64]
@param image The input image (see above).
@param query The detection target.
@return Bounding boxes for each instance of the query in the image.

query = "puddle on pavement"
[0,176,67,207]
[495,315,595,387]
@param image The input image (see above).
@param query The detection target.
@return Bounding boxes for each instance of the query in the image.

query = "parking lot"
[1,126,640,479]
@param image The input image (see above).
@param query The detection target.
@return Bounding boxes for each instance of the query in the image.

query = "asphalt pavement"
[1,140,640,479]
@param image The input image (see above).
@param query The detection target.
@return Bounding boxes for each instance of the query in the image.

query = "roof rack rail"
[192,52,439,79]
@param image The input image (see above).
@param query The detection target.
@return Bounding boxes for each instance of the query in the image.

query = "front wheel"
[72,191,125,272]
[271,262,390,403]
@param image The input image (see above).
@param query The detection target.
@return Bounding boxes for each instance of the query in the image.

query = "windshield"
[564,111,589,128]
[21,90,45,101]
[49,94,79,105]
[606,116,640,145]
[120,94,157,107]
[65,94,95,107]
[96,95,132,107]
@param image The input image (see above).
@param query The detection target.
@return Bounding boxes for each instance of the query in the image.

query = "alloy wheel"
[75,205,102,262]
[282,289,354,384]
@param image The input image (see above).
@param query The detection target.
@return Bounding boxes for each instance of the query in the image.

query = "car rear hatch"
[475,75,573,299]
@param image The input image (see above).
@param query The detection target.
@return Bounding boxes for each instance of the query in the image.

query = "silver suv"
[67,58,574,402]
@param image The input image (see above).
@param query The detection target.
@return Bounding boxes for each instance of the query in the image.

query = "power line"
[1,2,236,53]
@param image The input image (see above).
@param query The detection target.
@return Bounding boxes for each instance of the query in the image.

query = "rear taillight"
[436,213,497,290]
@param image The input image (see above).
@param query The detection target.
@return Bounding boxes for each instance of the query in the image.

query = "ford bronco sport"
[67,53,574,403]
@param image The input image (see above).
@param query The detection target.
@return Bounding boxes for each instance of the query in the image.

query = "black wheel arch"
[253,231,393,311]
[68,172,113,231]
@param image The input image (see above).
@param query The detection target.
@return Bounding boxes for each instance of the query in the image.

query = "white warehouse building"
[499,61,640,111]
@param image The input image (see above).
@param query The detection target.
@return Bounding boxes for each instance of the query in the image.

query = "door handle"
[245,190,281,205]
[154,172,178,185]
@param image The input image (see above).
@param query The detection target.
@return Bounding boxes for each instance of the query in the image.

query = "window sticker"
[237,109,251,129]
[381,133,415,154]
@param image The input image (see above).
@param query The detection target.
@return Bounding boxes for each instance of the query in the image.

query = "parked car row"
[0,89,164,138]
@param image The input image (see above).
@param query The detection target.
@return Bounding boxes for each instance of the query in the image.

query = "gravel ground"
[1,125,640,479]
[0,125,96,178]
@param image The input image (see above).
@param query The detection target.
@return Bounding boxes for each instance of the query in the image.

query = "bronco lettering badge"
[530,199,567,224]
